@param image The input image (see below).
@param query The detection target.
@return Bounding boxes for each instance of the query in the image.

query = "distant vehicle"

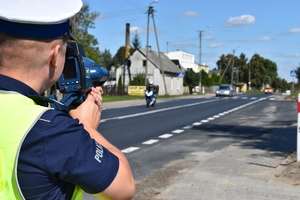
[215,84,234,97]
[264,87,274,94]
[285,90,291,95]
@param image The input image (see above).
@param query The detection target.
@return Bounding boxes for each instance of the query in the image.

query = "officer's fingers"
[89,89,102,111]
[93,86,103,95]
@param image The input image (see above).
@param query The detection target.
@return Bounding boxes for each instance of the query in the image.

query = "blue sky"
[85,0,300,83]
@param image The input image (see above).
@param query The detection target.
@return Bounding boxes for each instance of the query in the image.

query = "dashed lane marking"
[183,125,193,129]
[120,96,272,153]
[142,139,159,145]
[172,129,184,134]
[192,122,202,126]
[159,134,173,139]
[121,147,140,153]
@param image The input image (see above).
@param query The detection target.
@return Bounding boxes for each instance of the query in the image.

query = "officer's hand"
[69,86,103,129]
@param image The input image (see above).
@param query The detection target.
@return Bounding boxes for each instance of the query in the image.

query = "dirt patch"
[272,151,300,186]
[132,159,198,200]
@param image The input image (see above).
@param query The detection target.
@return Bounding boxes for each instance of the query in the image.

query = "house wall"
[116,52,184,96]
[152,73,183,95]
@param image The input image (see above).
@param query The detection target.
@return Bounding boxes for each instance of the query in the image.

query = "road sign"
[290,70,297,77]
[178,72,185,78]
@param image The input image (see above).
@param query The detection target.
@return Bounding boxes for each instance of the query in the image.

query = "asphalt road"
[83,94,297,200]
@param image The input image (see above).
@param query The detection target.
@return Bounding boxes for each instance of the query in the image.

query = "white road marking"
[172,129,184,134]
[159,134,173,138]
[120,96,270,153]
[121,147,140,153]
[101,99,217,122]
[192,122,202,126]
[183,125,193,129]
[142,139,159,145]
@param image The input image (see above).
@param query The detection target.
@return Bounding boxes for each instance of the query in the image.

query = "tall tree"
[216,54,233,83]
[262,58,278,85]
[112,46,126,67]
[249,54,267,88]
[236,53,248,83]
[184,70,200,94]
[99,49,113,70]
[131,32,142,51]
[70,2,101,63]
[200,70,210,86]
[297,67,300,84]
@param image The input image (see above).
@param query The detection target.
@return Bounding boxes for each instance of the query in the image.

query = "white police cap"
[0,0,83,39]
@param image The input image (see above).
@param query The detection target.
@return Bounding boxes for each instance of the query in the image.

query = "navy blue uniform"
[0,74,119,199]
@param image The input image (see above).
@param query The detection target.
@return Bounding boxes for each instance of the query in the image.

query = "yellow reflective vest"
[0,91,82,200]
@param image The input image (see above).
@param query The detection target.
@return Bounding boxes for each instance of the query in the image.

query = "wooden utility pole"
[145,5,153,85]
[145,2,168,95]
[151,9,168,95]
[231,49,235,85]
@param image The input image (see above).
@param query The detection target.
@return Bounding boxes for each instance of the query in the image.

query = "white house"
[165,50,209,73]
[116,47,185,95]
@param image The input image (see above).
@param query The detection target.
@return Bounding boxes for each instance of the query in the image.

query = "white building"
[165,50,209,73]
[116,47,185,95]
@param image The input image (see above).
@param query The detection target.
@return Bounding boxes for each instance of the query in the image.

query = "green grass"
[102,95,144,102]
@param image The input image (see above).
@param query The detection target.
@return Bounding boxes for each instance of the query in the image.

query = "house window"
[143,60,147,67]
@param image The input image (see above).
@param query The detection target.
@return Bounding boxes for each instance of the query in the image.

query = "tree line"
[184,52,291,93]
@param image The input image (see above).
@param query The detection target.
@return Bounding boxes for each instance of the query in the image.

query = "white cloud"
[281,53,300,58]
[171,42,196,48]
[228,38,248,42]
[208,43,224,48]
[253,36,273,42]
[97,14,109,19]
[130,26,147,34]
[129,26,164,34]
[225,15,256,27]
[203,35,214,40]
[283,28,300,34]
[169,11,200,17]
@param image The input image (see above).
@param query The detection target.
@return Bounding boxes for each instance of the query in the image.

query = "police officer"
[0,0,135,199]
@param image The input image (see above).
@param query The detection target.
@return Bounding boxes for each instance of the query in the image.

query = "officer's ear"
[49,44,61,69]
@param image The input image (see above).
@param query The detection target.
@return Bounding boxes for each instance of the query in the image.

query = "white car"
[215,84,234,97]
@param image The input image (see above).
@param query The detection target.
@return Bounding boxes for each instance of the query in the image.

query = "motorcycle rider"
[146,81,158,95]
[145,81,158,106]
